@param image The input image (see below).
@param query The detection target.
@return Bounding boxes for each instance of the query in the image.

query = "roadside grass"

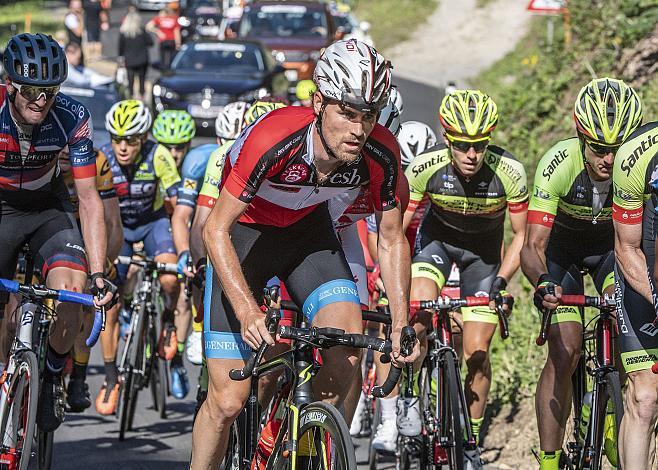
[352,0,438,52]
[0,1,61,47]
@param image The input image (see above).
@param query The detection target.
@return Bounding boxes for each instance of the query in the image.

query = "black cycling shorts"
[545,229,615,324]
[411,217,501,324]
[203,205,360,361]
[0,198,87,305]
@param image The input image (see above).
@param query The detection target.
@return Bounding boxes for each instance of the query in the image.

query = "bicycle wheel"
[0,351,38,470]
[294,401,356,469]
[148,318,167,419]
[589,370,623,470]
[367,398,381,470]
[221,411,245,470]
[118,301,146,440]
[440,353,463,470]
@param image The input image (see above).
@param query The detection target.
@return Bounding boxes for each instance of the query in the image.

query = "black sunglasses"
[450,139,489,153]
[165,143,189,151]
[585,140,620,156]
[111,134,142,145]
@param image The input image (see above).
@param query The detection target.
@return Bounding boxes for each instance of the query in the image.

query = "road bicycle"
[222,287,414,469]
[116,255,177,441]
[0,264,102,470]
[536,294,622,470]
[395,295,509,470]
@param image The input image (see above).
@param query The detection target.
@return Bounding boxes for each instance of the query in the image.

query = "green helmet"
[152,110,196,144]
[574,78,643,145]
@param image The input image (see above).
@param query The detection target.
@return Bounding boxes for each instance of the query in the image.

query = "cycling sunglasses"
[585,140,621,156]
[111,134,142,145]
[449,137,490,153]
[165,143,189,151]
[12,83,59,102]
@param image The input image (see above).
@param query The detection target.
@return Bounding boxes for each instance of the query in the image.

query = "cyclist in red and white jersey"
[190,39,419,468]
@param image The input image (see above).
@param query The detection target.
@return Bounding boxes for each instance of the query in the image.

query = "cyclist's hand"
[90,272,118,308]
[177,250,194,278]
[390,326,420,367]
[489,276,513,314]
[533,274,561,311]
[240,309,275,349]
[367,264,380,295]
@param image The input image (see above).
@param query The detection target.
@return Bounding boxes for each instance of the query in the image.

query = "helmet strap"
[315,100,339,161]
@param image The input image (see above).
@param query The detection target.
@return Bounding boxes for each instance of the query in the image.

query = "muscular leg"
[535,321,582,452]
[619,369,658,469]
[155,253,180,317]
[462,321,497,420]
[191,357,252,469]
[175,288,191,343]
[46,267,88,355]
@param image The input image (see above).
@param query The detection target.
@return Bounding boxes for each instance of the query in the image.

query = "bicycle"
[395,295,509,470]
[536,294,622,470]
[0,271,103,470]
[115,255,177,441]
[222,287,414,469]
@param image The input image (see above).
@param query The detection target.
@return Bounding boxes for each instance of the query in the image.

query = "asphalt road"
[47,2,444,468]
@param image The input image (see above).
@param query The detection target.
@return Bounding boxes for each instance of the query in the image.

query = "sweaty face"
[9,82,56,126]
[445,134,488,178]
[583,142,615,181]
[314,95,377,164]
[111,135,144,166]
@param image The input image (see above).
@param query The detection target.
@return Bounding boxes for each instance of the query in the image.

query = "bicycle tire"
[588,370,623,470]
[147,318,167,419]
[118,368,136,441]
[441,353,464,470]
[0,350,38,470]
[368,398,381,470]
[118,300,145,440]
[37,429,53,470]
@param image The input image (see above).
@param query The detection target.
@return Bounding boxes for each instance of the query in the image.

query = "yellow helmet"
[439,89,498,140]
[574,77,642,145]
[243,101,287,126]
[105,100,152,136]
[295,80,317,101]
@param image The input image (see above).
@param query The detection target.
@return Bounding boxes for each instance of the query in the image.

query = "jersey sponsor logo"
[276,133,304,157]
[431,255,444,265]
[613,185,634,201]
[328,167,362,186]
[40,123,53,132]
[65,242,85,253]
[477,181,488,189]
[639,323,658,337]
[411,156,443,177]
[280,163,309,183]
[575,185,586,199]
[541,149,568,180]
[130,182,156,196]
[134,172,155,181]
[534,187,551,199]
[621,133,658,176]
[183,178,197,190]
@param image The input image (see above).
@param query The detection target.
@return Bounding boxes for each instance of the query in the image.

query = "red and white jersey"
[221,106,401,227]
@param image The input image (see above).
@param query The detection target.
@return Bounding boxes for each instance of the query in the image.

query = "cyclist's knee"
[159,274,180,296]
[546,327,581,372]
[464,348,490,374]
[205,385,247,422]
[46,267,87,293]
[626,371,658,423]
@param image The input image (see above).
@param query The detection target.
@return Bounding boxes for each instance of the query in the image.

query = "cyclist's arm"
[172,204,193,255]
[402,153,434,232]
[498,208,526,282]
[614,220,653,303]
[191,205,212,264]
[75,176,107,275]
[520,223,552,286]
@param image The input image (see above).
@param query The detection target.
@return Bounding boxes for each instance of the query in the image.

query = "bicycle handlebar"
[116,256,178,275]
[0,278,103,347]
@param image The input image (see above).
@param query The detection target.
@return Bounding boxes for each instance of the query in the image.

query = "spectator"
[146,5,181,69]
[119,10,153,100]
[64,0,84,47]
[83,0,109,59]
[63,42,113,88]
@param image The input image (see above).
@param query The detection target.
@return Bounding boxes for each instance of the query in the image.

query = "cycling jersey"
[611,121,658,372]
[61,149,116,215]
[405,143,528,242]
[220,106,400,227]
[0,86,95,205]
[100,140,180,228]
[528,138,612,232]
[177,143,217,208]
[198,140,233,208]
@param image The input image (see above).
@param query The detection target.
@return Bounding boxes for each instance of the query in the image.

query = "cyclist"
[608,94,658,469]
[96,99,182,415]
[402,90,528,464]
[152,109,200,399]
[190,39,418,469]
[58,146,124,412]
[0,33,114,431]
[294,79,316,107]
[521,78,642,469]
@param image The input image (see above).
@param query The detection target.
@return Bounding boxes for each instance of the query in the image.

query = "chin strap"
[314,101,339,163]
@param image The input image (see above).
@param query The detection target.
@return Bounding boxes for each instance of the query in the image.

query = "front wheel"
[441,354,464,470]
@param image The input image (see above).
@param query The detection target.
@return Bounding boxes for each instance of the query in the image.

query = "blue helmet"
[3,33,68,86]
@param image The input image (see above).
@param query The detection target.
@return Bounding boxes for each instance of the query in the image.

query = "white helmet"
[105,99,152,137]
[398,121,437,167]
[215,101,249,140]
[389,86,403,114]
[377,102,401,136]
[314,39,392,112]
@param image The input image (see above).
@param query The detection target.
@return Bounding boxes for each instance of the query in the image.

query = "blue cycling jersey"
[177,143,217,208]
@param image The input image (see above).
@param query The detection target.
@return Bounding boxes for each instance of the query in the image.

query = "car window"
[172,43,265,72]
[240,5,328,39]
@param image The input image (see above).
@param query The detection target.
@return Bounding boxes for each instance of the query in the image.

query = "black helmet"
[3,33,67,86]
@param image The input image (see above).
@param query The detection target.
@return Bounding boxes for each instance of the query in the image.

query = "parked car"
[59,84,120,149]
[234,1,342,97]
[179,0,223,42]
[152,40,287,134]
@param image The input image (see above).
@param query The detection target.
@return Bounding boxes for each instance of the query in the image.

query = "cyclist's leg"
[68,308,93,412]
[192,221,274,469]
[535,243,584,460]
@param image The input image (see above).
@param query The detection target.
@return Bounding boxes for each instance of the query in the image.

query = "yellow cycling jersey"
[198,140,234,208]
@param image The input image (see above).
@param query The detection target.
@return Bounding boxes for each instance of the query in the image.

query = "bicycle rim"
[0,351,38,470]
[292,402,356,470]
[441,355,463,470]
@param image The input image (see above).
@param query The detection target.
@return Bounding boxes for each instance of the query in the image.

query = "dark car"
[152,40,287,133]
[235,1,342,96]
[59,84,119,149]
[178,0,223,42]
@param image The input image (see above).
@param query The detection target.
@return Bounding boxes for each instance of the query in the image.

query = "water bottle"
[579,391,592,442]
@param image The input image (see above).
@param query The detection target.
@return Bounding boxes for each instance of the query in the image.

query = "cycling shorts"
[616,197,658,373]
[545,229,614,324]
[204,205,360,361]
[116,217,176,284]
[0,198,87,305]
[411,222,500,324]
